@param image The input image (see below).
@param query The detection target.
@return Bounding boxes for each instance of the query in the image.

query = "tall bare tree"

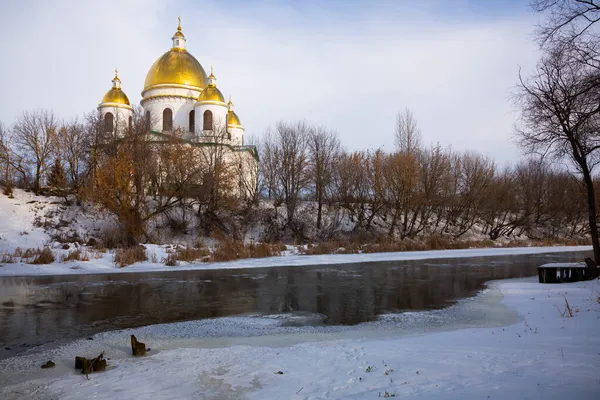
[263,121,310,237]
[59,118,91,191]
[394,107,422,154]
[307,126,340,229]
[12,110,57,194]
[516,42,600,264]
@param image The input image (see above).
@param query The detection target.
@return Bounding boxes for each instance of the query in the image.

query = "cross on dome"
[172,16,186,49]
[112,68,121,88]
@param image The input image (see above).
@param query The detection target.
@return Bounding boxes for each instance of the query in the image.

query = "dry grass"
[113,246,147,268]
[99,226,129,249]
[30,247,55,264]
[163,252,178,266]
[176,246,210,262]
[62,249,90,262]
[212,239,283,262]
[1,253,15,263]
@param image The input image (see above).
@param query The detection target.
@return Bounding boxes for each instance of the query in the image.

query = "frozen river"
[0,250,589,360]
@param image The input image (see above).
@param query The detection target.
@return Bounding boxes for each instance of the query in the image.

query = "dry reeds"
[113,246,147,267]
[30,247,55,264]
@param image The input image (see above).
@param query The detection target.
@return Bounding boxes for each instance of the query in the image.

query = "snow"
[0,244,592,276]
[0,190,51,252]
[540,262,586,268]
[1,277,599,399]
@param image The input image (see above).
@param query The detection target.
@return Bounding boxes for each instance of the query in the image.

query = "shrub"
[63,249,81,261]
[2,184,13,197]
[113,246,147,268]
[100,226,129,249]
[163,252,178,266]
[62,249,90,262]
[30,248,55,264]
[212,239,283,262]
[1,253,15,263]
[176,246,210,262]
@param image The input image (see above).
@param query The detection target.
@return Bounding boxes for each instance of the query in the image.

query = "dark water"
[0,251,588,359]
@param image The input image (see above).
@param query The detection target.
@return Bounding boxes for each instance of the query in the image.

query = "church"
[95,18,258,197]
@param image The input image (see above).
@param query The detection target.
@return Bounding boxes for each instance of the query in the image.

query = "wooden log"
[75,352,106,377]
[131,335,146,356]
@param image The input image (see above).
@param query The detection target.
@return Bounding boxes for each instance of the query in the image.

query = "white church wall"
[194,103,228,136]
[98,106,133,137]
[227,126,244,146]
[142,96,196,133]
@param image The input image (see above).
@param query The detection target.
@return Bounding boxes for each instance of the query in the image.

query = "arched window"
[104,112,114,133]
[203,110,213,131]
[128,116,133,132]
[163,108,173,131]
[189,110,195,133]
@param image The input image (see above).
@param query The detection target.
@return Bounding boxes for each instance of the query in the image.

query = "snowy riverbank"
[1,277,599,399]
[0,245,593,276]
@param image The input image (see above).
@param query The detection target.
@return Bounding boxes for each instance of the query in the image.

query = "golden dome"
[227,98,242,127]
[198,86,225,103]
[196,70,226,104]
[102,87,131,106]
[99,70,132,109]
[227,110,242,127]
[143,49,208,92]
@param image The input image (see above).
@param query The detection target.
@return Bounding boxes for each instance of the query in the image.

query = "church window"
[203,110,213,131]
[189,110,195,132]
[104,112,114,133]
[128,116,132,132]
[163,108,173,131]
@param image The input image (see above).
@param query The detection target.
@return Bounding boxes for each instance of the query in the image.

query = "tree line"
[1,0,599,252]
[0,106,593,247]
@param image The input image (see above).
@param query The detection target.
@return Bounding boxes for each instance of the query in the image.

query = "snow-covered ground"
[1,277,599,399]
[0,244,592,276]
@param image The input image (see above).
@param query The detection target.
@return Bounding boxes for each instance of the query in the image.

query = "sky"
[0,0,541,167]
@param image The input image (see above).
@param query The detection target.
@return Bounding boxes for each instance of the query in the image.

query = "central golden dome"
[143,48,208,92]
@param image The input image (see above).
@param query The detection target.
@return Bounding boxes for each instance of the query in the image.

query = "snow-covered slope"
[0,190,53,252]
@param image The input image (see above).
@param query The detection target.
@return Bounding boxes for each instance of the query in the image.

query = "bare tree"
[394,107,422,154]
[60,118,91,191]
[515,42,600,264]
[90,107,182,245]
[262,121,310,237]
[261,129,283,206]
[193,122,239,236]
[532,0,600,45]
[307,126,340,229]
[12,110,57,194]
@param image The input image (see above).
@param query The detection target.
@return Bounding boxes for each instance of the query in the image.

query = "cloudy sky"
[0,0,541,166]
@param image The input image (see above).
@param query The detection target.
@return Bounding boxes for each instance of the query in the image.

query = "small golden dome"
[173,17,184,38]
[102,87,131,106]
[196,69,225,104]
[198,86,225,103]
[227,110,242,127]
[227,98,242,127]
[100,70,132,108]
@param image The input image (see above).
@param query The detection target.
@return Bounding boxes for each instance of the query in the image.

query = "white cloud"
[0,0,539,166]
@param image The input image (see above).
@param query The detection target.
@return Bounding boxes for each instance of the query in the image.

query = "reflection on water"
[0,251,588,359]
